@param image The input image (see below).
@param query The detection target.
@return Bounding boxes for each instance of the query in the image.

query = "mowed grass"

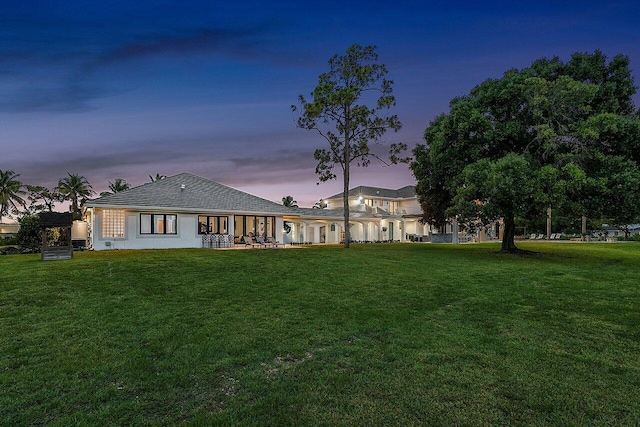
[1,243,639,426]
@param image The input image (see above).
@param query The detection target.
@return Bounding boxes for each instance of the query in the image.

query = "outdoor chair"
[255,236,271,248]
[243,235,262,248]
[266,236,282,247]
[220,234,233,248]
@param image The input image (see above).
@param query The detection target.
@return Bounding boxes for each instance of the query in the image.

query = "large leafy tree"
[149,173,165,182]
[57,173,94,220]
[293,44,404,248]
[411,50,639,252]
[25,185,61,214]
[0,169,27,221]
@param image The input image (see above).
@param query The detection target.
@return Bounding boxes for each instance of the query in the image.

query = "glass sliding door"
[234,216,245,238]
[234,215,276,239]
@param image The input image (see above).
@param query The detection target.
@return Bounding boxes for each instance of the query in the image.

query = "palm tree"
[0,169,27,221]
[312,199,327,209]
[282,195,298,234]
[282,195,298,208]
[109,178,131,193]
[100,178,131,197]
[57,173,94,219]
[149,173,165,182]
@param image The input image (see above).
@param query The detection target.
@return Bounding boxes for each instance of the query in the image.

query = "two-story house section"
[319,185,433,242]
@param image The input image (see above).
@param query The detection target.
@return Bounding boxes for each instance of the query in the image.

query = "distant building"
[283,185,435,244]
[0,220,19,239]
[602,224,640,239]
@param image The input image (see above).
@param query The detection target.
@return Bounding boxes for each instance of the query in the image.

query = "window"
[234,216,245,237]
[140,213,177,234]
[198,216,228,234]
[102,209,125,238]
[234,215,275,238]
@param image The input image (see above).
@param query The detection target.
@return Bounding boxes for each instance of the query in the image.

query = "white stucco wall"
[91,211,203,250]
[90,209,286,250]
[398,199,422,215]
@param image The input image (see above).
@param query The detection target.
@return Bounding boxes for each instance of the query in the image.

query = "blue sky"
[1,1,639,207]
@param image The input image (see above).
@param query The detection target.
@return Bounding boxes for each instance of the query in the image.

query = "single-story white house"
[83,173,443,250]
[84,173,292,250]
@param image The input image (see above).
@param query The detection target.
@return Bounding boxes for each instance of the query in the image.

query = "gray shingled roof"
[327,185,416,200]
[86,173,294,215]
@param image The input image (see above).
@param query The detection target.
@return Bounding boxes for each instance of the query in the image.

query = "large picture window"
[198,216,228,234]
[102,209,125,238]
[234,215,275,238]
[140,213,177,235]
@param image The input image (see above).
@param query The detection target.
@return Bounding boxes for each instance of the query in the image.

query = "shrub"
[0,236,17,246]
[617,233,640,241]
[16,215,41,253]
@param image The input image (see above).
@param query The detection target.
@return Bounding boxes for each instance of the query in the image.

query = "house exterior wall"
[89,208,285,250]
[398,198,422,215]
[0,222,20,238]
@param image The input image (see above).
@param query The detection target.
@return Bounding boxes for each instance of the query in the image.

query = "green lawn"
[1,243,639,425]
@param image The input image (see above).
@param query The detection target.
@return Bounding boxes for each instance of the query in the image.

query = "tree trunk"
[342,123,351,248]
[546,206,552,239]
[343,133,351,249]
[500,214,518,252]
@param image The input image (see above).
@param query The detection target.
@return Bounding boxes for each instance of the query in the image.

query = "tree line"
[0,172,165,222]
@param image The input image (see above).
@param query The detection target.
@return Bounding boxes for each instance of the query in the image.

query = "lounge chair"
[266,236,282,247]
[255,236,271,248]
[243,235,262,248]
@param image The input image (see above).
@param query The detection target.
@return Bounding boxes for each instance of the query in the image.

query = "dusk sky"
[1,1,639,208]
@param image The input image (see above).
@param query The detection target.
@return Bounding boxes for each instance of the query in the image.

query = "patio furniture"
[243,235,262,248]
[220,234,234,248]
[255,236,271,247]
[266,237,282,247]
